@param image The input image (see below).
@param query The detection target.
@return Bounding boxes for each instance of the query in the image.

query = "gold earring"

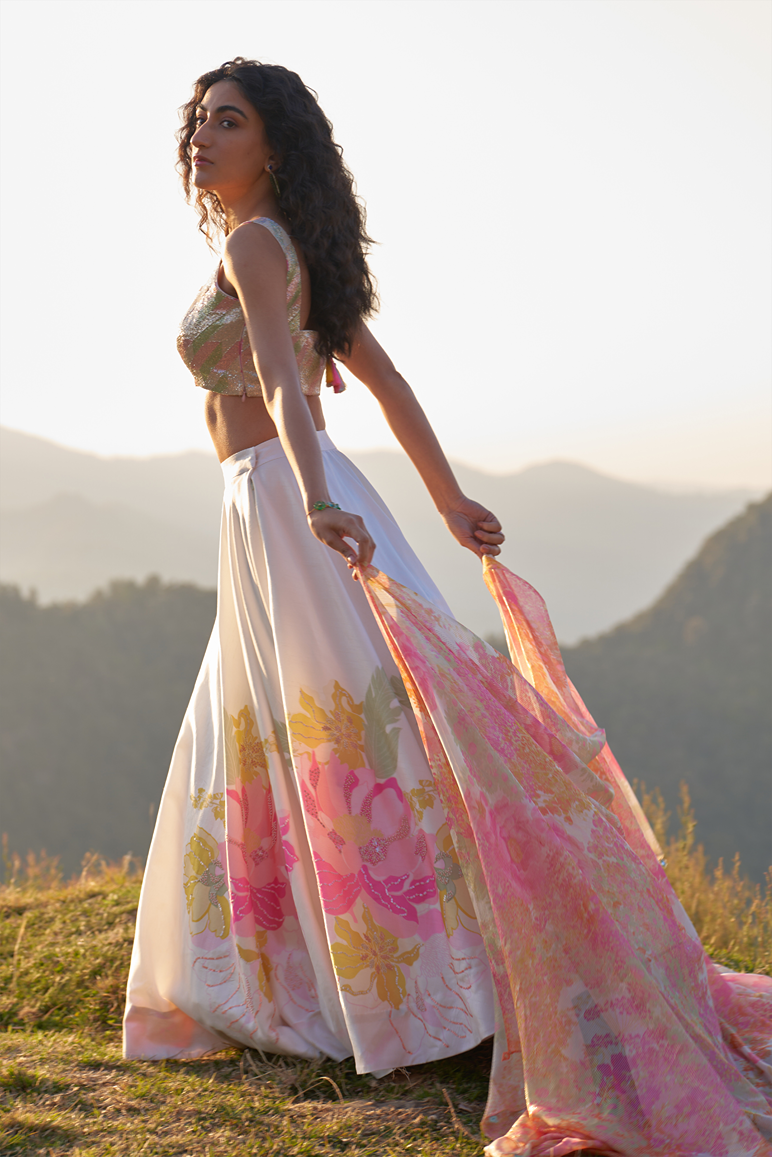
[268,164,281,199]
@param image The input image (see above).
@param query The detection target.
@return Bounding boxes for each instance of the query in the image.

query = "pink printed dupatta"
[359,558,772,1157]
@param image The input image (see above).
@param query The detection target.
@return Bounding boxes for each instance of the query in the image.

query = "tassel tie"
[325,358,346,394]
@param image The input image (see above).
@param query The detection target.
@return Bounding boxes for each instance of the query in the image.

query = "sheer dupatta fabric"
[359,559,772,1157]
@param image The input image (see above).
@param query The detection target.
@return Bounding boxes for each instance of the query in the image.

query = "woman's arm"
[223,224,376,568]
[339,325,505,558]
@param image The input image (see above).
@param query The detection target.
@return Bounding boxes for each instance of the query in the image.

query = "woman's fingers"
[330,532,359,564]
[351,527,376,568]
[341,514,375,568]
[473,512,504,553]
[475,518,504,540]
[308,509,375,573]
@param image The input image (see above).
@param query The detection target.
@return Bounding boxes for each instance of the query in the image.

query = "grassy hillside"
[0,860,490,1157]
[0,578,216,876]
[0,799,768,1157]
[563,495,772,882]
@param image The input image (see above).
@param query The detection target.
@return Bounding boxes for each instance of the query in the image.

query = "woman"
[125,59,772,1156]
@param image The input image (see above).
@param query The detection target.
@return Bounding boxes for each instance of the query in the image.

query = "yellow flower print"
[224,706,285,788]
[434,825,479,938]
[531,784,580,828]
[290,683,365,769]
[406,778,436,823]
[506,834,525,866]
[190,788,225,823]
[183,828,231,939]
[237,931,273,1001]
[330,905,420,1009]
[228,706,270,785]
[332,814,384,845]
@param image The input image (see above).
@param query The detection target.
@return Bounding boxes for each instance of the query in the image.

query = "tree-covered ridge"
[0,578,216,875]
[563,494,772,881]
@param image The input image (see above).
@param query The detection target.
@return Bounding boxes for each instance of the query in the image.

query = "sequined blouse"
[177,217,326,398]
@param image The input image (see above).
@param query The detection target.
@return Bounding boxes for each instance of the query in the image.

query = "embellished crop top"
[177,217,343,398]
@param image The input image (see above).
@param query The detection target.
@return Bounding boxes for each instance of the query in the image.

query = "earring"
[268,164,281,199]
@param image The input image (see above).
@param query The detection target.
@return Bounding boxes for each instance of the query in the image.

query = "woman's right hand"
[307,507,376,576]
[440,495,505,558]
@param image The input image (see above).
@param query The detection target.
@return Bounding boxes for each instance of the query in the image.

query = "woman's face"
[190,79,274,197]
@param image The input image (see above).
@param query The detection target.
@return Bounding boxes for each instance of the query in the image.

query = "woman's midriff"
[204,392,326,464]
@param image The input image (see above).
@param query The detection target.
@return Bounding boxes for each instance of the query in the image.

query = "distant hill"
[0,494,216,597]
[0,427,224,531]
[0,579,217,876]
[563,495,772,882]
[0,426,758,643]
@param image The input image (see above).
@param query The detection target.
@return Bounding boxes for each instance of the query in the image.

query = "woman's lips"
[193,156,212,166]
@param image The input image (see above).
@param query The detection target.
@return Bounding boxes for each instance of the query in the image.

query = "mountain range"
[1,495,769,881]
[0,426,759,643]
[563,494,771,882]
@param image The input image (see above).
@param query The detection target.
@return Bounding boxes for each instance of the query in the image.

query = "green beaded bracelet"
[309,501,341,513]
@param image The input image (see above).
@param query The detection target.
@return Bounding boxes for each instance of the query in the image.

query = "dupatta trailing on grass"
[359,558,772,1157]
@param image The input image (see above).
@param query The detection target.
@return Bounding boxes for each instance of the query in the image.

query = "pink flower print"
[226,783,284,875]
[302,779,322,823]
[574,989,645,1126]
[398,633,438,712]
[596,1053,644,1125]
[230,875,288,931]
[359,813,411,865]
[343,770,358,813]
[326,829,346,852]
[279,814,299,873]
[359,864,437,924]
[314,853,362,915]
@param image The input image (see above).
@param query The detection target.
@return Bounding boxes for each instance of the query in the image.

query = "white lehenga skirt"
[123,430,495,1071]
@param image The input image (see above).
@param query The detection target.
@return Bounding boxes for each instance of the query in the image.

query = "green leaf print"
[272,717,290,757]
[389,674,412,714]
[364,668,402,779]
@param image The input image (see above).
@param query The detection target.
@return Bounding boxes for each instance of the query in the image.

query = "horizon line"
[0,423,767,498]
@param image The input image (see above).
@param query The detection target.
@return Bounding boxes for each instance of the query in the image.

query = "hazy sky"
[1,0,770,488]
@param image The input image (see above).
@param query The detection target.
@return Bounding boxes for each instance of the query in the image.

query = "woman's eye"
[221,118,236,128]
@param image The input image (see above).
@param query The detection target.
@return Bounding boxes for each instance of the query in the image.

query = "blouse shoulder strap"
[246,217,302,331]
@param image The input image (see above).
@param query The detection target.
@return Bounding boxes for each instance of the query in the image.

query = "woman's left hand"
[440,496,505,558]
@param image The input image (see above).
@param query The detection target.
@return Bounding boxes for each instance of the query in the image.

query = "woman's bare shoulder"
[222,220,286,290]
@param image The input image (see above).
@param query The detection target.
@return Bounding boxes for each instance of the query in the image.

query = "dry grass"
[0,1029,488,1155]
[1,797,769,1155]
[1,846,141,1034]
[0,849,489,1154]
[639,783,772,975]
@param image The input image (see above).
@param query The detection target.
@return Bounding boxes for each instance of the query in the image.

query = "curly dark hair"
[177,58,378,359]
